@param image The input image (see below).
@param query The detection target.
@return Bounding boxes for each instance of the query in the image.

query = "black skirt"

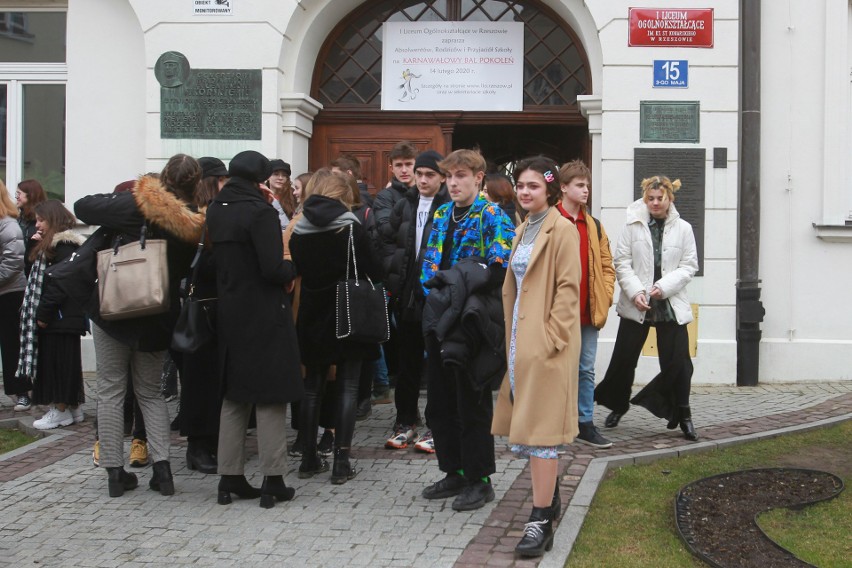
[31,333,85,407]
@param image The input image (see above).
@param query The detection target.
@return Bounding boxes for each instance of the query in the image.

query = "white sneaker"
[70,406,85,423]
[33,406,74,430]
[385,424,417,449]
[414,430,436,454]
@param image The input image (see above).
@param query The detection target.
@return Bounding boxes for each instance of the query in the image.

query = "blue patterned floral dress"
[508,241,559,459]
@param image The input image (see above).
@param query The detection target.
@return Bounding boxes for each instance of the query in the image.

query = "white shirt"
[415,195,435,252]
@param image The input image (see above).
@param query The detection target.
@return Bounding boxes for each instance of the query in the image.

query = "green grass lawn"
[568,421,851,568]
[0,428,39,455]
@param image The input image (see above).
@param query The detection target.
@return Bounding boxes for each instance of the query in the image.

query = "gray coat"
[0,216,26,297]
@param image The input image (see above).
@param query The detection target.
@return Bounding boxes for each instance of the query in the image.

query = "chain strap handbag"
[171,223,217,353]
[97,224,170,321]
[335,223,390,343]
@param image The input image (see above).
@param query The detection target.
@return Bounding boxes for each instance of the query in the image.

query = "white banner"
[381,21,524,111]
[193,0,233,16]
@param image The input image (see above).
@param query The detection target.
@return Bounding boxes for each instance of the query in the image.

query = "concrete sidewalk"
[1,379,850,567]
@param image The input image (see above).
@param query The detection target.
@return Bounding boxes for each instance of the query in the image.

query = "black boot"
[549,484,561,518]
[604,411,624,428]
[148,460,175,495]
[330,448,357,485]
[259,475,296,509]
[186,440,218,474]
[217,475,261,505]
[106,467,138,498]
[679,406,698,441]
[515,506,555,557]
[666,407,681,430]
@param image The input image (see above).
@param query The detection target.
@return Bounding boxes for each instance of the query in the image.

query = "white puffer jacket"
[614,198,698,325]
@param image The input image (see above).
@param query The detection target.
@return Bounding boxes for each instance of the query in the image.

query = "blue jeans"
[578,325,599,423]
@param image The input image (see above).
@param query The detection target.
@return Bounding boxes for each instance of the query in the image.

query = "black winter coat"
[383,186,448,320]
[36,232,88,335]
[74,176,204,351]
[19,216,37,277]
[290,195,384,366]
[373,178,411,244]
[206,176,303,405]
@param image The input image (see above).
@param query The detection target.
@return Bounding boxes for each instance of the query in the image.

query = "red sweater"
[557,202,591,325]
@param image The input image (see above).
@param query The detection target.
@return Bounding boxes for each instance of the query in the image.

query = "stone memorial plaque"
[640,101,700,143]
[156,51,261,140]
[634,148,705,275]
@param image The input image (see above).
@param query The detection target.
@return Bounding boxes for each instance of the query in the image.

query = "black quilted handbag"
[335,224,390,344]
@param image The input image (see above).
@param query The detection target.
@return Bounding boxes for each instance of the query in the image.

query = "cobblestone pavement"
[0,378,849,567]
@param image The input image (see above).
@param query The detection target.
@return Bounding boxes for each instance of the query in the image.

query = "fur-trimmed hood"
[133,175,204,243]
[50,229,86,248]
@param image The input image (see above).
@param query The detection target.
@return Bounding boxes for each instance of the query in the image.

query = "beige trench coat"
[492,207,581,447]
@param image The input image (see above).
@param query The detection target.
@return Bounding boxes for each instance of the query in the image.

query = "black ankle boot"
[679,406,699,441]
[666,407,681,430]
[298,453,329,479]
[330,448,357,485]
[549,484,561,518]
[107,467,138,498]
[186,441,218,475]
[218,475,261,505]
[148,460,175,495]
[259,475,296,509]
[515,506,555,557]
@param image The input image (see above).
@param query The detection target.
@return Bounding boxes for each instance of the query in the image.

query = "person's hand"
[37,320,47,328]
[31,232,43,242]
[285,280,295,294]
[258,183,275,204]
[650,286,663,300]
[633,292,650,312]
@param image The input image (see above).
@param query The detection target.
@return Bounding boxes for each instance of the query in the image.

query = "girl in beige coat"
[492,157,581,557]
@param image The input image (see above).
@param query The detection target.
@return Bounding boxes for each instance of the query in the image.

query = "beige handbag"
[97,226,170,321]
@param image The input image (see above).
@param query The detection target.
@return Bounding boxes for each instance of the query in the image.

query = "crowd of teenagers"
[0,142,699,558]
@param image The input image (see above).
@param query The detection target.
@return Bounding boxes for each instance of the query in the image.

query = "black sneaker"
[576,422,613,449]
[288,431,304,458]
[317,430,334,457]
[422,473,468,500]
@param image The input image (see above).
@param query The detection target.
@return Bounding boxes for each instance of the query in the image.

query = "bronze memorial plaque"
[640,101,700,143]
[156,51,262,140]
[634,148,705,276]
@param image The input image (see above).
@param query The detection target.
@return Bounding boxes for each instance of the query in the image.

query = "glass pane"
[0,84,6,184]
[0,12,66,63]
[22,84,65,201]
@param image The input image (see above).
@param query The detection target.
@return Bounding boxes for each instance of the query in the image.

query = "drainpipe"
[736,0,765,386]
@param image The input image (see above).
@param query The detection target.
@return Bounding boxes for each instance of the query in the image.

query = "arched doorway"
[310,0,591,194]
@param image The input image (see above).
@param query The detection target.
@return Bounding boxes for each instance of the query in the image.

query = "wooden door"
[310,123,446,196]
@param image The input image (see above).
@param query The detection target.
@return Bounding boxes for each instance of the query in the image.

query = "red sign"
[629,8,714,48]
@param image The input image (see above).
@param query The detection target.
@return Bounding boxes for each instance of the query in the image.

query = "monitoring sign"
[653,60,688,88]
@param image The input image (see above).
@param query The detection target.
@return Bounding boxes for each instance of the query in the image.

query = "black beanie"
[228,150,272,183]
[414,150,444,174]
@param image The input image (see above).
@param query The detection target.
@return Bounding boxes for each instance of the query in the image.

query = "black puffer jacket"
[383,185,449,319]
[422,257,506,390]
[36,230,88,335]
[373,178,411,243]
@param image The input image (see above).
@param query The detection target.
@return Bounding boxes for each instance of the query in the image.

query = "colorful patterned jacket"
[420,195,514,295]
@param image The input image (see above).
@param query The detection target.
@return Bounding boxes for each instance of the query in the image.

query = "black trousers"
[595,317,693,415]
[424,334,495,481]
[300,359,360,460]
[0,291,28,395]
[394,320,425,426]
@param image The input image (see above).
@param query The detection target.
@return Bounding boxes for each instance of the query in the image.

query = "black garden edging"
[674,468,845,568]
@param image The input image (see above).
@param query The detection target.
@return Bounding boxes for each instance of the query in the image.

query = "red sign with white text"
[629,8,714,48]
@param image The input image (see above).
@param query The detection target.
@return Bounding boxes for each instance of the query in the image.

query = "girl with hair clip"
[595,175,699,440]
[0,183,29,410]
[18,200,87,430]
[492,156,581,557]
[75,154,205,498]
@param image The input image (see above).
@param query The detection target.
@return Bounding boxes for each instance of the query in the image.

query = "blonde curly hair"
[641,175,681,203]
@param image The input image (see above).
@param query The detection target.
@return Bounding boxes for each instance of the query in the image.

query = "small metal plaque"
[157,51,262,140]
[640,101,700,143]
[634,148,705,276]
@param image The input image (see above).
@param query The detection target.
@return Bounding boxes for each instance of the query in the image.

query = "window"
[315,0,589,108]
